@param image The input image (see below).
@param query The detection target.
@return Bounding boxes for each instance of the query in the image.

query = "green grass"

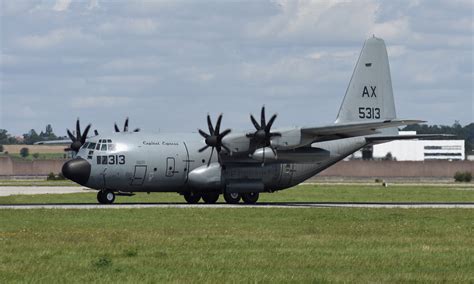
[0,184,473,204]
[0,208,472,283]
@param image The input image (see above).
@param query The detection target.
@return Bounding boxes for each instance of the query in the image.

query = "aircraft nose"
[62,158,91,186]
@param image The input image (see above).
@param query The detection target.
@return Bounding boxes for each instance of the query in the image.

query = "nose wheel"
[97,190,115,204]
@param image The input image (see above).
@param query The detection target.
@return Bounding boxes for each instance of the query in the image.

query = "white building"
[352,131,465,161]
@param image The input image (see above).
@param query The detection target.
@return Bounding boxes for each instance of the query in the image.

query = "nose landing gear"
[97,190,115,204]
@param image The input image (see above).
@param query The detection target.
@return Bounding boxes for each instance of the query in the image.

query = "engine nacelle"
[251,147,277,162]
[270,127,308,150]
[188,164,223,191]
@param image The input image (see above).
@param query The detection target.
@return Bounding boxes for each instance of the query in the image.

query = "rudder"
[335,36,397,124]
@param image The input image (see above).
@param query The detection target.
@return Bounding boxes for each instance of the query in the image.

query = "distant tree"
[20,147,29,158]
[0,129,7,143]
[0,144,3,152]
[23,129,41,145]
[32,153,40,159]
[382,152,394,161]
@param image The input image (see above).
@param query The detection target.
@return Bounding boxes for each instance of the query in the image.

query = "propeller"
[65,118,91,153]
[247,106,281,165]
[198,114,231,167]
[114,117,140,133]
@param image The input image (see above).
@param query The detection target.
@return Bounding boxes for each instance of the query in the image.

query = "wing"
[34,139,71,145]
[301,119,425,143]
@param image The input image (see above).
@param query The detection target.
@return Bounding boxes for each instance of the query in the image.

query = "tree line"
[0,121,473,155]
[0,124,66,146]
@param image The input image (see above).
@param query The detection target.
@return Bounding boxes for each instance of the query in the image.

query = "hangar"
[353,131,465,161]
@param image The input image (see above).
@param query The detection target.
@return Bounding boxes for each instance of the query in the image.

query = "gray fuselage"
[75,132,366,193]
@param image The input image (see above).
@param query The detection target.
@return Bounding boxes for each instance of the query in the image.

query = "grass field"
[0,184,473,282]
[0,208,472,282]
[0,184,473,204]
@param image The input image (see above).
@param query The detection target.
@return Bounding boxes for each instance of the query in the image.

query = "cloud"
[1,1,472,135]
[98,18,158,35]
[71,96,132,109]
[52,0,72,12]
[15,28,98,49]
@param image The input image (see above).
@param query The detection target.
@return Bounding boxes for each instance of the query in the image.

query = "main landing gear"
[97,190,115,204]
[182,192,260,204]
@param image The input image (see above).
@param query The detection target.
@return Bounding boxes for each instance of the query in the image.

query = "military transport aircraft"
[62,36,434,204]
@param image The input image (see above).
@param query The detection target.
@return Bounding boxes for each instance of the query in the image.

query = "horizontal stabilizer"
[366,134,455,142]
[302,119,424,137]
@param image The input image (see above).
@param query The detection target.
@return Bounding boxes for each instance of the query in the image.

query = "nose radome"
[62,158,91,186]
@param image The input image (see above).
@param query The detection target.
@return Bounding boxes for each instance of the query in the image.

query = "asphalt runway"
[0,202,473,209]
[0,186,87,196]
[1,186,473,209]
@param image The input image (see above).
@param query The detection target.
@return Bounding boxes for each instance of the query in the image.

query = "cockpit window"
[101,144,107,151]
[88,143,96,149]
[96,143,101,150]
[108,144,116,151]
[107,139,112,143]
[82,142,89,149]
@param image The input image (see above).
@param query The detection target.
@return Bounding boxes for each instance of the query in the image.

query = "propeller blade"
[198,145,209,152]
[218,129,231,138]
[266,114,277,132]
[215,114,222,134]
[94,130,99,136]
[114,123,120,132]
[207,114,214,135]
[198,129,210,138]
[207,147,214,167]
[222,144,231,153]
[81,124,92,144]
[76,119,81,140]
[124,117,129,132]
[261,106,266,128]
[133,128,140,132]
[250,114,260,130]
[66,129,76,142]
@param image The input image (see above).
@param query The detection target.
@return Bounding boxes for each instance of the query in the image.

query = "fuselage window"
[88,143,96,149]
[101,144,107,151]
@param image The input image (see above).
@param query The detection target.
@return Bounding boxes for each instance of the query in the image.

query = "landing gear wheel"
[201,192,219,204]
[97,190,115,204]
[183,192,201,204]
[242,192,259,204]
[223,192,241,204]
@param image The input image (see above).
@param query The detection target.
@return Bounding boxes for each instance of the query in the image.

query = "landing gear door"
[131,165,147,186]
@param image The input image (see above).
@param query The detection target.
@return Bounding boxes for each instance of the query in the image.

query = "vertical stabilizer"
[335,37,397,125]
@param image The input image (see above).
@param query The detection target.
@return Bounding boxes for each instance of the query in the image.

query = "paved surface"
[0,186,88,196]
[0,202,473,209]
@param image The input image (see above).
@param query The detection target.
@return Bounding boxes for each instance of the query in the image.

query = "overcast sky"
[1,0,473,136]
